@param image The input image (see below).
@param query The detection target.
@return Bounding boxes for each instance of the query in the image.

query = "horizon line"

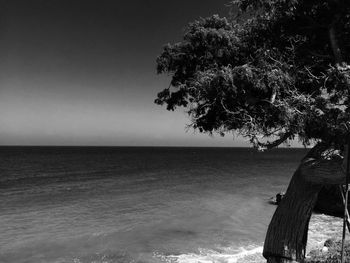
[0,145,309,148]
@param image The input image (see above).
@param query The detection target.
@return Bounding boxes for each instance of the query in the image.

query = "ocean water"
[0,147,343,263]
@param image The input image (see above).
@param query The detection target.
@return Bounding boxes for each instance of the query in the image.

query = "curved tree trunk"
[263,168,322,262]
[263,144,346,263]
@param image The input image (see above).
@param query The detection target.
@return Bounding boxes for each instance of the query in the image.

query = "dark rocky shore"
[314,186,347,217]
[306,238,350,263]
[272,185,347,217]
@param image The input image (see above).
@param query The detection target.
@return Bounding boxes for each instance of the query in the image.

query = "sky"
[0,0,253,147]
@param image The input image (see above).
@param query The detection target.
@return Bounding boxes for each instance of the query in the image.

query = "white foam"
[154,246,264,263]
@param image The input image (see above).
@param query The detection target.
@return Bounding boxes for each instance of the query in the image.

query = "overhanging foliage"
[155,0,350,149]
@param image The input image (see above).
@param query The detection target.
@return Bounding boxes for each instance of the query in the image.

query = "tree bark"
[263,167,322,262]
[263,144,345,263]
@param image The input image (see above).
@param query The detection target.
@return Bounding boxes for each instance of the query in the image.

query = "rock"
[268,192,285,205]
[324,238,336,248]
[314,185,348,217]
[306,238,350,263]
[271,185,349,217]
[275,192,284,204]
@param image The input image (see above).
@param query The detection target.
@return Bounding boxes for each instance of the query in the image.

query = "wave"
[154,246,264,263]
[155,213,343,263]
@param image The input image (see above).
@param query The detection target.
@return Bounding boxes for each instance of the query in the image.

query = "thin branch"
[270,87,277,103]
[329,26,342,64]
[304,66,321,80]
[256,131,293,150]
[220,99,241,115]
[328,3,343,65]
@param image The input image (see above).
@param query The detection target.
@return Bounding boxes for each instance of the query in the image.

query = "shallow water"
[0,147,338,263]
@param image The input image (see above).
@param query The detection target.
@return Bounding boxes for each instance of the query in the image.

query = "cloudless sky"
[0,0,256,146]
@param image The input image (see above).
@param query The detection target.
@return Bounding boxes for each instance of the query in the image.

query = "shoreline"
[307,213,343,253]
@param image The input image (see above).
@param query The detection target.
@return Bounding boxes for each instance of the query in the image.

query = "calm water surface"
[0,147,338,263]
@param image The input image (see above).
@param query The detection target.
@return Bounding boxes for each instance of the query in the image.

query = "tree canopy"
[155,0,350,150]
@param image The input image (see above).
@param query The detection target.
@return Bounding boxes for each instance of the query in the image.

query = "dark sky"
[0,0,251,146]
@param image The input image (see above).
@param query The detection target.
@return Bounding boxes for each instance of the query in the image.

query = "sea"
[0,147,344,263]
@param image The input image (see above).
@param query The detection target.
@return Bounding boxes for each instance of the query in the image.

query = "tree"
[155,0,350,262]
